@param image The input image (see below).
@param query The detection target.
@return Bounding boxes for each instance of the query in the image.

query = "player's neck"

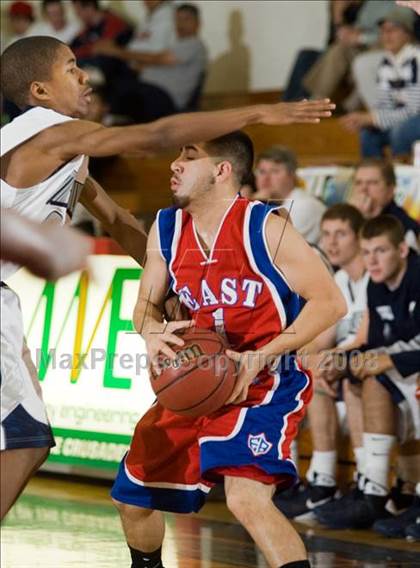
[385,259,407,291]
[189,189,238,242]
[343,253,365,282]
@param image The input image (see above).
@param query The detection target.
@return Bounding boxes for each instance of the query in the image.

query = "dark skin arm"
[79,177,147,265]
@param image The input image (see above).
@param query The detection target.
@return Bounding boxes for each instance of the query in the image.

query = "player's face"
[320,219,359,268]
[37,45,91,118]
[361,235,406,283]
[353,167,394,218]
[170,145,217,208]
[254,160,294,199]
[44,2,66,29]
[380,22,411,54]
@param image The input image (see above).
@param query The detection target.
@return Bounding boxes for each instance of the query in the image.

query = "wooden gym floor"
[1,474,419,567]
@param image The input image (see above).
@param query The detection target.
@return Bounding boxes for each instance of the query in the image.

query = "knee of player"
[225,483,267,522]
[111,498,151,521]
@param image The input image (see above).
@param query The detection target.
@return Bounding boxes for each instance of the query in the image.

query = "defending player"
[114,132,346,568]
[0,36,334,519]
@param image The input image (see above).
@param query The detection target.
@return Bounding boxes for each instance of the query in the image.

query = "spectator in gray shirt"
[95,3,207,118]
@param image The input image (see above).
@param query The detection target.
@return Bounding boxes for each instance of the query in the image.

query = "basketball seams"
[153,353,224,396]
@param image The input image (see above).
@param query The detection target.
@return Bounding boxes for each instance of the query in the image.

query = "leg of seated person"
[306,390,338,487]
[343,380,365,485]
[397,440,420,494]
[389,115,420,157]
[360,127,389,158]
[225,476,308,567]
[303,43,359,99]
[282,49,321,101]
[362,377,397,496]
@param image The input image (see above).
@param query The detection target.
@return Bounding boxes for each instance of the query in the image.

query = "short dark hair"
[204,131,254,186]
[71,0,100,8]
[1,36,65,109]
[42,0,63,11]
[322,203,365,235]
[177,3,200,19]
[355,158,396,187]
[360,215,405,247]
[256,145,297,174]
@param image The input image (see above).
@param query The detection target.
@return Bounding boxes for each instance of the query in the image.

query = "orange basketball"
[150,328,237,418]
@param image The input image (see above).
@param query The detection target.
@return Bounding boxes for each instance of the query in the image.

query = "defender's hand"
[262,99,335,125]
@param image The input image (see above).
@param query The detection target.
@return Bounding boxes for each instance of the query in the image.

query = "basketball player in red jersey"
[112,132,347,568]
[1,36,335,520]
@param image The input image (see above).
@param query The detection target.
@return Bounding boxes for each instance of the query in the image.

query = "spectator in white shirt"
[254,146,327,244]
[129,0,176,53]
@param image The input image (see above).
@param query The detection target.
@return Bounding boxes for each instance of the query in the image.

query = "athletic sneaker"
[373,497,420,538]
[405,517,420,541]
[315,492,391,529]
[273,476,336,521]
[388,478,416,513]
[314,482,363,517]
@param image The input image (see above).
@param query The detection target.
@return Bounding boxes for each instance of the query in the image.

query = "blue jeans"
[360,115,420,157]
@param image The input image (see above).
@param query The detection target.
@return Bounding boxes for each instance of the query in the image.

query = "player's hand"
[93,39,122,58]
[340,111,374,132]
[224,349,266,404]
[336,25,361,47]
[396,0,420,16]
[142,319,193,375]
[262,99,335,126]
[314,350,348,395]
[348,351,393,380]
[41,225,93,280]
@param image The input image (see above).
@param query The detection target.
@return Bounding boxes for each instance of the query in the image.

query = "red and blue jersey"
[157,195,302,354]
[111,196,312,514]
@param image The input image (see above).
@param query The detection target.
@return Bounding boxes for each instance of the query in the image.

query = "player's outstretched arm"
[43,99,335,160]
[0,209,92,280]
[80,176,147,265]
[133,221,192,372]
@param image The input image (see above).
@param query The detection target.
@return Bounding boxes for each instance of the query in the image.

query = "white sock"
[416,482,420,497]
[363,432,396,496]
[290,439,299,472]
[306,450,337,486]
[353,446,366,490]
[396,454,420,487]
[353,446,365,476]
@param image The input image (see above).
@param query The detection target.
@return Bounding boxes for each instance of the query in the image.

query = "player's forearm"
[103,209,147,266]
[118,48,167,65]
[260,298,346,359]
[133,299,164,335]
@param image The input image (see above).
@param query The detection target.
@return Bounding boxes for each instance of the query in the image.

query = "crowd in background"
[1,0,419,543]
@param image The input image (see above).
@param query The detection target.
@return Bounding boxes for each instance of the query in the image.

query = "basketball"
[150,328,237,418]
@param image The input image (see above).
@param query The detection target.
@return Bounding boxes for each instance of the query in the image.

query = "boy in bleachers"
[315,215,419,530]
[341,8,420,158]
[253,146,326,244]
[274,204,369,520]
[350,159,419,250]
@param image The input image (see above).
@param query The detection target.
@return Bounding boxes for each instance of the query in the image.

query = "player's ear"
[215,160,233,183]
[29,81,51,103]
[399,240,409,259]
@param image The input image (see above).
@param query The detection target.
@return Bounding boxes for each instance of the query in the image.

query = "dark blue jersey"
[367,253,420,378]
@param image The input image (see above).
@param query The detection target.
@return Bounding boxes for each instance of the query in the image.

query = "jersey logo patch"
[248,433,272,456]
